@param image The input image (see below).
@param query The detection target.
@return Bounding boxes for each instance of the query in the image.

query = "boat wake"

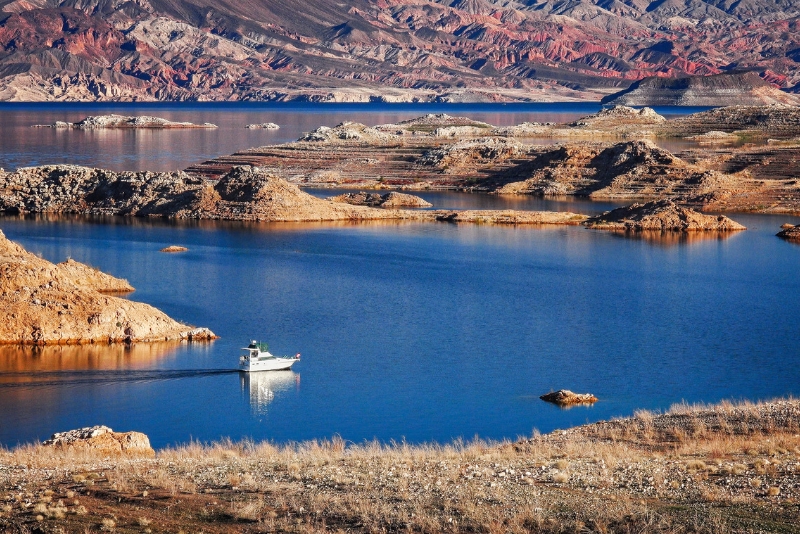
[0,369,240,389]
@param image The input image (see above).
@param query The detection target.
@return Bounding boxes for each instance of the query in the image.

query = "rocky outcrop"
[42,426,154,457]
[417,138,523,173]
[160,246,188,252]
[491,140,729,200]
[246,123,280,130]
[376,114,493,135]
[299,122,398,143]
[571,106,666,129]
[0,230,216,344]
[329,191,432,208]
[0,164,599,225]
[435,210,587,225]
[667,105,800,138]
[540,390,598,405]
[34,115,217,129]
[585,200,746,232]
[777,225,800,240]
[602,72,800,107]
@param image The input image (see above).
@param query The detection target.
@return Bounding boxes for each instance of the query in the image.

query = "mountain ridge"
[1,0,799,101]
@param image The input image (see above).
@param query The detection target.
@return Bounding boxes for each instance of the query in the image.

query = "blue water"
[1,210,798,449]
[0,102,709,172]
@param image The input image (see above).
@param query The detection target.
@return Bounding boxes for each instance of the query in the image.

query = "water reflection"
[240,371,299,414]
[599,229,744,247]
[0,342,184,373]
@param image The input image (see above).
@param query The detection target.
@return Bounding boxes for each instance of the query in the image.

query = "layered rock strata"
[0,230,215,344]
[186,109,800,214]
[602,72,800,107]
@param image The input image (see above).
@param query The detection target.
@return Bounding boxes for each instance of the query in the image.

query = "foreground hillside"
[1,399,798,532]
[0,0,799,101]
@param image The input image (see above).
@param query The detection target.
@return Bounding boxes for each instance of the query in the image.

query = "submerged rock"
[585,200,746,232]
[42,426,154,457]
[540,390,598,405]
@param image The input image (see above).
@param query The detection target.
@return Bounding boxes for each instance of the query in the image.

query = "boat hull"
[239,357,298,372]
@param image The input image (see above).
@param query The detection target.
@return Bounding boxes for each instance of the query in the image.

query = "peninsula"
[0,230,215,345]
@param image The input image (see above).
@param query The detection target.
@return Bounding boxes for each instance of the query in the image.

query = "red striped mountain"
[0,0,799,101]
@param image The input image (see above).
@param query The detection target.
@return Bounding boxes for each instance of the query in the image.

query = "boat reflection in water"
[240,371,299,414]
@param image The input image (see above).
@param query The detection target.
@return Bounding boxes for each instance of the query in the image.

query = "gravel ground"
[1,399,799,533]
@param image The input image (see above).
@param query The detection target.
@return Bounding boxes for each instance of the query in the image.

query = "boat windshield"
[247,342,269,352]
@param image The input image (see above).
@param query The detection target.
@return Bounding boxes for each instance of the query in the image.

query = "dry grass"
[1,398,799,532]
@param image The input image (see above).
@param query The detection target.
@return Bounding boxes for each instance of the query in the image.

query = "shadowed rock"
[585,200,746,232]
[777,224,800,240]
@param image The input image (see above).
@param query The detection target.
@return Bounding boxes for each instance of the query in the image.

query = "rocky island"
[184,107,800,216]
[0,230,215,344]
[34,115,217,129]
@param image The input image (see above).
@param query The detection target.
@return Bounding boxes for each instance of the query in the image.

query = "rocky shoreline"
[1,398,798,532]
[0,230,215,345]
[185,106,800,216]
[0,163,748,233]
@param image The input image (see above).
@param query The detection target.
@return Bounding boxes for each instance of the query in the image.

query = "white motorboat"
[239,341,300,372]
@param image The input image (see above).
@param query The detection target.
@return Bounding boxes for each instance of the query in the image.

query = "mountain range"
[1,0,799,101]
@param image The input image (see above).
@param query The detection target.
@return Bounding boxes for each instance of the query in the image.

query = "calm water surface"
[0,102,709,172]
[1,210,798,448]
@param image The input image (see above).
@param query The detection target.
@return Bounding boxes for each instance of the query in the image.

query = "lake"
[1,209,798,449]
[0,103,797,450]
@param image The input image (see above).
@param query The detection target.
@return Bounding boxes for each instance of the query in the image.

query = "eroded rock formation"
[0,230,215,344]
[585,200,746,232]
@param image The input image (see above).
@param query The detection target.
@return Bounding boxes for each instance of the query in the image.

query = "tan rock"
[0,230,216,344]
[53,259,134,293]
[585,200,746,232]
[42,426,154,457]
[540,390,598,405]
[160,246,188,252]
[329,191,432,208]
[777,225,800,240]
